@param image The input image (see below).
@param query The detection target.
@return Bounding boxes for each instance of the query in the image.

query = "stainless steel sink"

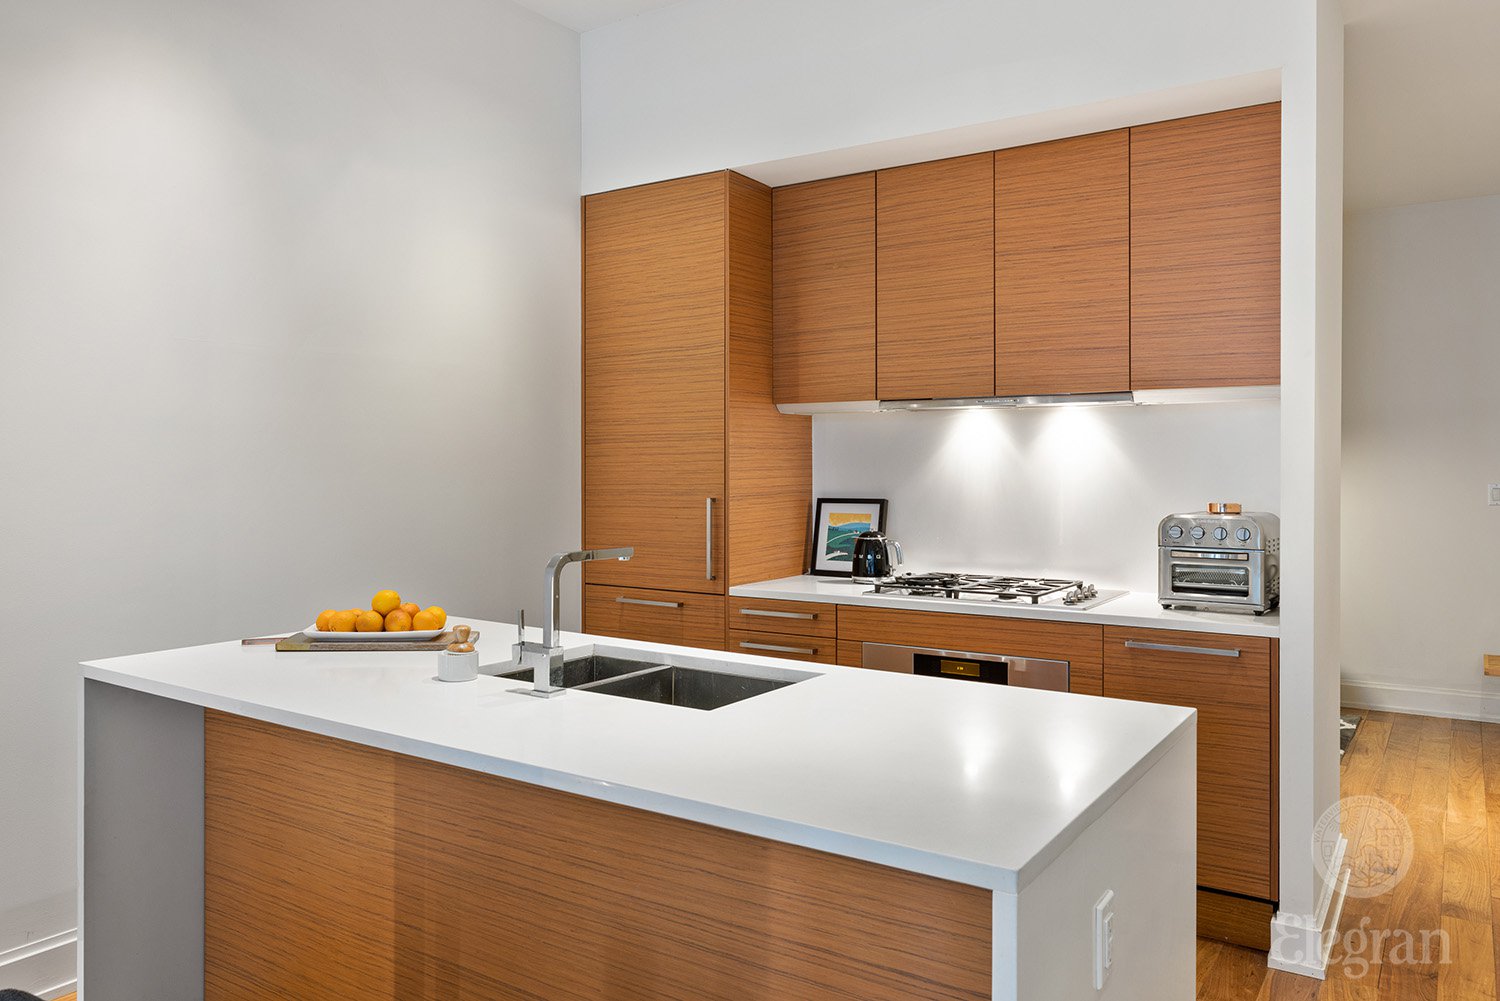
[493,653,666,689]
[581,665,798,711]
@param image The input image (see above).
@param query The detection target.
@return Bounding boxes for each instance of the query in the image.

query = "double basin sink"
[495,652,812,711]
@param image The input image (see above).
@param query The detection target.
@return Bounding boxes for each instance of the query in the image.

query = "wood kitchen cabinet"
[1129,102,1282,390]
[582,171,810,645]
[995,130,1130,396]
[1102,626,1278,947]
[875,153,996,401]
[772,173,876,404]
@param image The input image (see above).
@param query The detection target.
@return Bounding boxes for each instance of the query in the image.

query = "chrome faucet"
[513,547,633,697]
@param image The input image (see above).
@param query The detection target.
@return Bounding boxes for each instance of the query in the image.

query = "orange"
[315,609,337,631]
[411,608,441,631]
[328,610,359,632]
[424,606,447,629]
[355,609,384,632]
[371,589,401,615]
[400,602,420,618]
[384,609,413,632]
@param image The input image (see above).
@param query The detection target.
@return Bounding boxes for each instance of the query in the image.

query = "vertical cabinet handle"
[706,497,716,581]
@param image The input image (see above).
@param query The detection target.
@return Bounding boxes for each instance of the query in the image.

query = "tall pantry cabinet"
[581,171,811,649]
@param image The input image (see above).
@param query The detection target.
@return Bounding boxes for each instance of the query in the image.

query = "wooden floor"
[1199,709,1500,1000]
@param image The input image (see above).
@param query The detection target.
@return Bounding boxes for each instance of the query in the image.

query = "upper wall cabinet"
[1130,103,1282,390]
[772,173,876,404]
[995,130,1130,396]
[875,153,996,400]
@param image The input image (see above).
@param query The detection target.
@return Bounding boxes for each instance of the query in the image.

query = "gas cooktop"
[866,573,1126,609]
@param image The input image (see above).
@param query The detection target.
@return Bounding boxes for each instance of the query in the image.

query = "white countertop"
[82,618,1194,894]
[730,575,1280,638]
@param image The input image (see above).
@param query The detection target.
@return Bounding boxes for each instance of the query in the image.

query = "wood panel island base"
[81,619,1197,1000]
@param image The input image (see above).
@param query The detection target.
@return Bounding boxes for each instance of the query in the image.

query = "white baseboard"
[1341,676,1500,724]
[0,927,77,997]
[1268,834,1349,979]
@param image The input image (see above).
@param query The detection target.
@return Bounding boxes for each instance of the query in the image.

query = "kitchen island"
[81,617,1195,1000]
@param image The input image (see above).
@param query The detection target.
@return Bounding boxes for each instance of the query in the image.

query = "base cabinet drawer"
[728,628,836,664]
[1102,627,1275,903]
[584,585,725,651]
[729,597,837,638]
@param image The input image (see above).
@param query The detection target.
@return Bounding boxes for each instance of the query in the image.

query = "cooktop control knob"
[1190,526,1206,540]
[1214,527,1229,541]
[1167,524,1184,540]
[1236,527,1253,542]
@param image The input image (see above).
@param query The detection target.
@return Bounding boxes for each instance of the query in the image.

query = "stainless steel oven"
[862,642,1069,691]
[1158,509,1279,614]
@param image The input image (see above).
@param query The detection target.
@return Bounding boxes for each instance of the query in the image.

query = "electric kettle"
[850,531,903,583]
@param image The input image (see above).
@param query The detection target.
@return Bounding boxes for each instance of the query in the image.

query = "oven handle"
[1123,639,1241,659]
[1167,550,1251,561]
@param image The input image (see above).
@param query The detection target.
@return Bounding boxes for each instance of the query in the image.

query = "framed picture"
[810,498,889,577]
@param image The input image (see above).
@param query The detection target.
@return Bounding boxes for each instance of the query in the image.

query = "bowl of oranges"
[307,590,449,641]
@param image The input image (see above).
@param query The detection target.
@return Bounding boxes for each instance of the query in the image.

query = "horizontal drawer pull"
[739,608,817,620]
[1124,639,1241,659]
[615,597,684,609]
[739,641,818,655]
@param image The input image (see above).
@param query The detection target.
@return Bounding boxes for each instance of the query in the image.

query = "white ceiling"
[516,0,685,32]
[529,0,1500,210]
[1343,0,1500,210]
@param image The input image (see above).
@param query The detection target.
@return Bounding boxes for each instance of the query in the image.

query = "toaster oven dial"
[1167,524,1184,540]
[1190,526,1206,540]
[1214,527,1229,541]
[1236,527,1252,542]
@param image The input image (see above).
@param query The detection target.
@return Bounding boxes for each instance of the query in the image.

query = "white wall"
[0,0,580,990]
[1342,194,1500,721]
[813,403,1280,592]
[581,0,1343,967]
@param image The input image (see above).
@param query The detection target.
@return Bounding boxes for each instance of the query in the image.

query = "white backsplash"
[812,400,1281,593]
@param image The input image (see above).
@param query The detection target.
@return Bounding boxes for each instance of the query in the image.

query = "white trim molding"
[0,927,77,998]
[1341,675,1500,724]
[1268,833,1349,979]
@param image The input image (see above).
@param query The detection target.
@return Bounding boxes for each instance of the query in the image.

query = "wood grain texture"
[835,605,1103,697]
[583,172,727,593]
[772,173,876,403]
[995,129,1130,396]
[729,596,837,638]
[1103,627,1275,901]
[1130,103,1282,390]
[876,153,996,400]
[726,171,813,591]
[728,627,837,664]
[1198,889,1274,951]
[1196,708,1500,999]
[204,710,992,1001]
[583,583,726,651]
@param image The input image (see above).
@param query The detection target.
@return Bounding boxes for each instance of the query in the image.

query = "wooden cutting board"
[273,630,480,653]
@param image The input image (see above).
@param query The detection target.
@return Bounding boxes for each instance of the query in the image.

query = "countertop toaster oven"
[1158,505,1279,615]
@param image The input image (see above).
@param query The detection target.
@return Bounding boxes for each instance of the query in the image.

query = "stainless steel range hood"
[774,385,1278,415]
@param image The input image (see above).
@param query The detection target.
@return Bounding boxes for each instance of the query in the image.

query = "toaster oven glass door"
[1169,558,1252,600]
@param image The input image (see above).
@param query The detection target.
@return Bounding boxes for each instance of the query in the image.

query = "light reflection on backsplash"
[812,401,1280,593]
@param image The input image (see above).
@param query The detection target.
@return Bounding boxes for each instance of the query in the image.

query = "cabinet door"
[584,585,726,651]
[1102,627,1275,900]
[1130,103,1281,390]
[876,153,995,400]
[772,173,876,404]
[583,174,726,593]
[996,130,1129,396]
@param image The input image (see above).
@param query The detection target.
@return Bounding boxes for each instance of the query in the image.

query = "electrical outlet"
[1093,889,1115,990]
[1486,654,1500,677]
[1490,484,1500,506]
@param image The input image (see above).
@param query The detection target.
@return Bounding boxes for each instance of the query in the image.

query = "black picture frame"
[809,498,889,577]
